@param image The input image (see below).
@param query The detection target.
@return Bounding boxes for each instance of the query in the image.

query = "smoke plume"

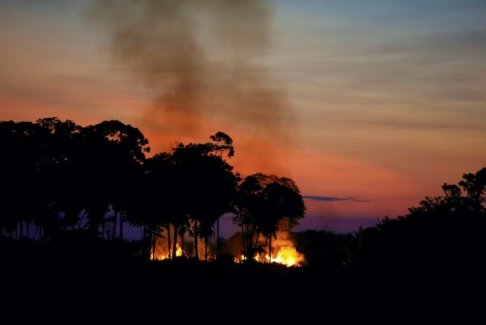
[90,0,292,140]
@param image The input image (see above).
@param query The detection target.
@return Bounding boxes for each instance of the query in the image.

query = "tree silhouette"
[34,118,83,237]
[146,152,186,259]
[1,112,483,324]
[170,132,237,260]
[0,121,38,238]
[259,178,305,260]
[358,167,485,273]
[233,174,264,259]
[90,120,149,239]
[233,174,305,260]
[50,120,149,239]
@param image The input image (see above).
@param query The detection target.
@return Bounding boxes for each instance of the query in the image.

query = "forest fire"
[270,246,305,267]
[151,243,184,261]
[235,242,305,267]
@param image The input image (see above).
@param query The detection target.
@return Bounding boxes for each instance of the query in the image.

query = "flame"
[235,245,304,267]
[270,246,304,267]
[151,243,184,261]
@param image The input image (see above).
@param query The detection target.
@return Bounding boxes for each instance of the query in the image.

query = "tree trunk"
[26,222,30,239]
[268,235,272,263]
[172,224,178,260]
[216,218,220,259]
[167,224,171,259]
[152,229,157,260]
[113,211,118,240]
[194,220,199,260]
[181,228,185,256]
[204,237,208,261]
[101,221,105,239]
[254,232,260,256]
[241,225,246,256]
[119,214,124,240]
[19,222,23,239]
[142,226,147,260]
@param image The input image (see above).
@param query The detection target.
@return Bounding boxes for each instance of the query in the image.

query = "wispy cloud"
[303,195,370,203]
[294,215,379,233]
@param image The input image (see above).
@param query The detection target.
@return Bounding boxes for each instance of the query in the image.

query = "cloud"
[295,215,379,233]
[345,116,486,132]
[303,195,370,203]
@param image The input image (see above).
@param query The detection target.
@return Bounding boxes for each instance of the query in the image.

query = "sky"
[1,0,485,233]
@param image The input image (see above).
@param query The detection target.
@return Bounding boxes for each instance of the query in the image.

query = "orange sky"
[1,0,485,232]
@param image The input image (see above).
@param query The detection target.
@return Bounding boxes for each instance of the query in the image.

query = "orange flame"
[235,245,305,267]
[151,243,184,261]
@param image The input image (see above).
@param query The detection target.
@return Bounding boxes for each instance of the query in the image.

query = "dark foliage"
[0,117,482,323]
[0,118,305,262]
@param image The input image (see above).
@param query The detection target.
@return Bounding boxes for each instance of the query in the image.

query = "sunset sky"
[1,0,485,233]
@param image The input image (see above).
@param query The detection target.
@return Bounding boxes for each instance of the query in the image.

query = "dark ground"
[1,239,481,324]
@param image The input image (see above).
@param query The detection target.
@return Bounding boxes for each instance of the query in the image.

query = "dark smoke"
[90,0,292,138]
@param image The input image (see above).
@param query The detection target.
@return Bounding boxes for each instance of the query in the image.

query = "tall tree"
[0,121,39,237]
[90,120,149,239]
[126,153,173,259]
[259,179,305,260]
[170,133,237,260]
[233,174,305,261]
[233,175,264,259]
[146,153,186,259]
[36,118,83,237]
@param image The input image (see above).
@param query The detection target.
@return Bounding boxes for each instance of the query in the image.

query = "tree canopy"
[0,118,305,262]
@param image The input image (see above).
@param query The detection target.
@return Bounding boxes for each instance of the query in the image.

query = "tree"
[59,120,150,238]
[125,132,237,261]
[358,167,485,273]
[125,153,172,260]
[145,152,186,260]
[0,121,39,238]
[458,168,486,211]
[260,179,305,260]
[233,174,305,261]
[90,120,149,239]
[0,118,84,240]
[170,132,237,260]
[233,174,264,259]
[35,118,83,237]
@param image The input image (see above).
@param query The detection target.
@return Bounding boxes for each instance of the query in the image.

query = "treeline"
[294,168,484,271]
[0,118,305,260]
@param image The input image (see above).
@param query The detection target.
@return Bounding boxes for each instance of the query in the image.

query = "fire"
[235,245,305,267]
[151,243,184,261]
[271,246,304,267]
[234,231,305,267]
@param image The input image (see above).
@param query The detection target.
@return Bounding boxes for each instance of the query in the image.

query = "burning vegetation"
[145,170,306,267]
[234,231,305,267]
[151,243,184,261]
[150,228,305,267]
[2,117,306,266]
[88,0,306,267]
[150,234,215,261]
